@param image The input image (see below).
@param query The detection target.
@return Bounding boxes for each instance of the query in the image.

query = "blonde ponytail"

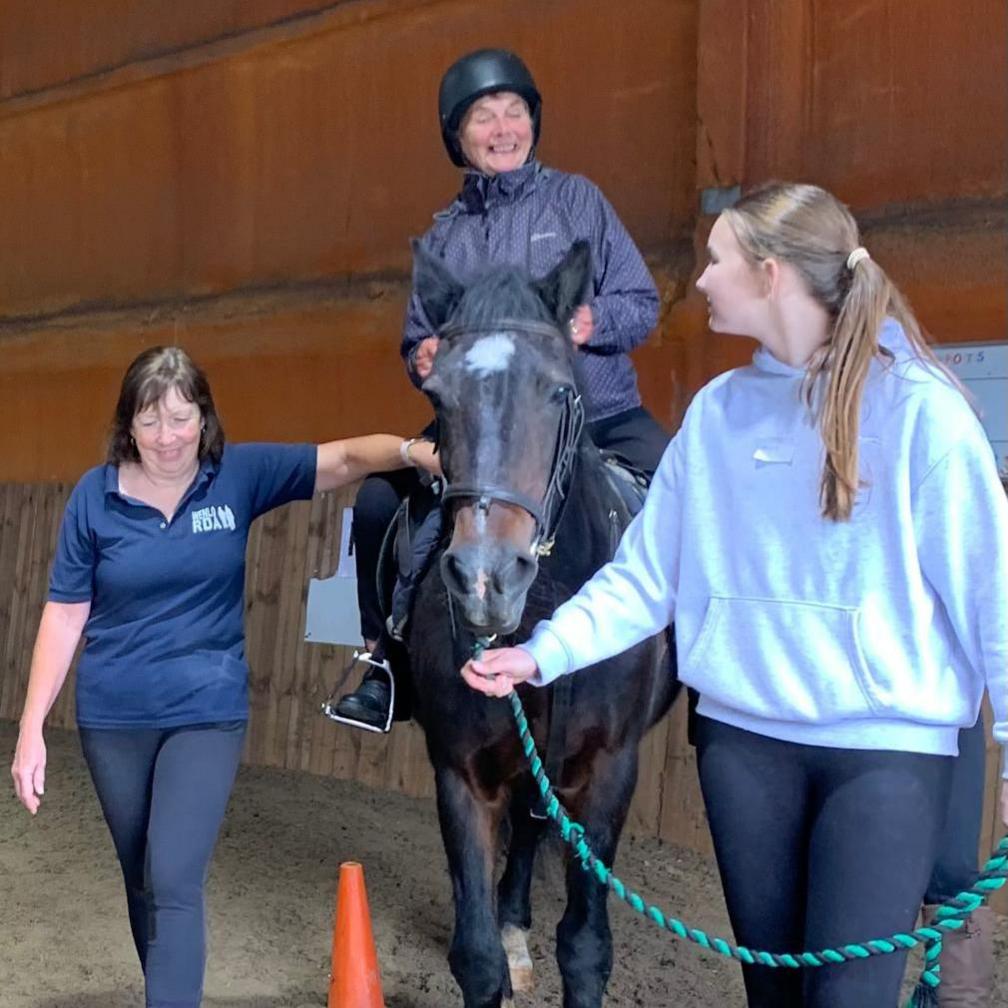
[808,254,890,519]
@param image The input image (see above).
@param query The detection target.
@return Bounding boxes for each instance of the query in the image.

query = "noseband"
[436,320,585,557]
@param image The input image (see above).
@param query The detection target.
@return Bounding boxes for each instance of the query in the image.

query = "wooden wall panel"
[0,287,429,482]
[0,0,696,319]
[0,1,320,99]
[678,0,1008,430]
[695,0,1008,215]
[742,0,1008,208]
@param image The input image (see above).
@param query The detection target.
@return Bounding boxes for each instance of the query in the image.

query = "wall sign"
[933,341,1008,480]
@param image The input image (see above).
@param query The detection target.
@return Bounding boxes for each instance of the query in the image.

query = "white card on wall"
[304,506,365,646]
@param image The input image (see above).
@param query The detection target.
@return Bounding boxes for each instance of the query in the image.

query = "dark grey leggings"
[79,721,246,1008]
[926,714,987,903]
[694,716,953,1008]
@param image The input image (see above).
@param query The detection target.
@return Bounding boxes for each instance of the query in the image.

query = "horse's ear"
[534,240,593,329]
[412,239,465,331]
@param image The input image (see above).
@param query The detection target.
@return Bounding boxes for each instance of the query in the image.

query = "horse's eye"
[551,384,571,403]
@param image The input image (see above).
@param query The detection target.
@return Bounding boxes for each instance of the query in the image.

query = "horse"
[405,239,679,1008]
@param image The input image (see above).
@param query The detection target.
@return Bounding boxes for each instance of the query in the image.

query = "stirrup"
[321,650,396,734]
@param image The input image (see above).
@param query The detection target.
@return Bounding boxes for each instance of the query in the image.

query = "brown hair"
[107,346,225,465]
[723,182,957,521]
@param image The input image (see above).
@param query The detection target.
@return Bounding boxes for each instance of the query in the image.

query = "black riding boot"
[331,642,411,733]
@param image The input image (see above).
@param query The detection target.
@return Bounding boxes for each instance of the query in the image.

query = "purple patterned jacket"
[401,161,658,421]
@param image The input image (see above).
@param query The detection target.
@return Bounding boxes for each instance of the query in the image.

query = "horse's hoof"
[501,923,534,993]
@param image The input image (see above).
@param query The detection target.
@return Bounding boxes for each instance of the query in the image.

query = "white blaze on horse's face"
[463,334,516,376]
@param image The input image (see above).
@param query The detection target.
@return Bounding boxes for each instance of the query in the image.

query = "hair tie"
[846,246,870,271]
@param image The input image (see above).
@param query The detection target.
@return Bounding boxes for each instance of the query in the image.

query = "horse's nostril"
[514,552,536,580]
[493,552,538,594]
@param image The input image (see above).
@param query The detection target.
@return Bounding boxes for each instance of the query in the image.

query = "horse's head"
[413,240,592,635]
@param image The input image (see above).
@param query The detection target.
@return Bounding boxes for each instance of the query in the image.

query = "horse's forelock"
[448,269,553,330]
[438,268,579,382]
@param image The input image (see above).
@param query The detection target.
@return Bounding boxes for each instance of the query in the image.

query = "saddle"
[599,451,650,519]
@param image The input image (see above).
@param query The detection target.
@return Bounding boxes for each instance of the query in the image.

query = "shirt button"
[160,521,167,529]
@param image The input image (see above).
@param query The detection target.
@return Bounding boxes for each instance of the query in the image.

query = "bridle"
[435,319,585,558]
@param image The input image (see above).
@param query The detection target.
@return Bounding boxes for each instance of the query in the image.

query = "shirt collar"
[459,160,541,213]
[104,453,218,498]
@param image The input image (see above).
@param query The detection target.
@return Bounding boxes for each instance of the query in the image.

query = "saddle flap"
[600,451,651,518]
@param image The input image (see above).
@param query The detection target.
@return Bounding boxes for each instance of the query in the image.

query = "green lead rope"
[472,639,1008,1006]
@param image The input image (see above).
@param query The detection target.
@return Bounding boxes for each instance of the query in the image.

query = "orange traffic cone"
[328,861,385,1008]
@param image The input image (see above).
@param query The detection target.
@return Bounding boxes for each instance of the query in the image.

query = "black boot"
[328,653,395,733]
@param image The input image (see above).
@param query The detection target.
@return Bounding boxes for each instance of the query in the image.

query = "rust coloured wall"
[0,0,697,480]
[669,0,1008,409]
[2,0,1004,480]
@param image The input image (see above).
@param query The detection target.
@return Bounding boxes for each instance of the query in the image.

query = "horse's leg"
[496,778,545,993]
[435,763,512,1008]
[555,746,639,1008]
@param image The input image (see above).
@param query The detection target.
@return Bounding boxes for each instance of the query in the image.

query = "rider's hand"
[414,337,440,380]
[568,305,594,346]
[11,727,47,815]
[461,647,539,698]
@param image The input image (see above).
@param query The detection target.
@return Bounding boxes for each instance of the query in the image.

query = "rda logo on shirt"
[191,505,236,534]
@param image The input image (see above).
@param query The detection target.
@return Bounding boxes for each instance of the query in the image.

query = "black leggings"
[80,721,246,1008]
[925,714,987,903]
[353,405,670,640]
[694,716,953,1008]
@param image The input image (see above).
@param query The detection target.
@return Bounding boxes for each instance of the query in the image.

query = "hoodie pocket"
[682,595,882,722]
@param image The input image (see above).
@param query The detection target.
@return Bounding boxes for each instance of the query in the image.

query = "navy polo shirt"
[49,442,316,729]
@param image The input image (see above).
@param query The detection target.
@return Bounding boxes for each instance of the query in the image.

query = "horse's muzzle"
[440,542,537,635]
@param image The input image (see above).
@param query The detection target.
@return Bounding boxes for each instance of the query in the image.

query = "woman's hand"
[11,727,47,815]
[461,647,539,698]
[568,305,594,346]
[414,337,440,380]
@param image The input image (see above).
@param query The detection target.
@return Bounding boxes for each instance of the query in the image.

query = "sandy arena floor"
[1,723,1005,1007]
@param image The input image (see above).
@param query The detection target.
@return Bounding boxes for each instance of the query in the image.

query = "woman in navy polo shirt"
[10,345,435,1008]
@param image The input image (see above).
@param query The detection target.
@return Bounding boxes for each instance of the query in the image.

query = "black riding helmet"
[438,49,542,167]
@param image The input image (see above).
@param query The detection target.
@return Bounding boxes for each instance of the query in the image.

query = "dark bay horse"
[406,240,679,1008]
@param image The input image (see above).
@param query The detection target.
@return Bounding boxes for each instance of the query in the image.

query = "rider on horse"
[334,48,670,732]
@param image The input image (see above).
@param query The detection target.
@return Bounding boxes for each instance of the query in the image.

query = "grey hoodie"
[523,321,1008,774]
